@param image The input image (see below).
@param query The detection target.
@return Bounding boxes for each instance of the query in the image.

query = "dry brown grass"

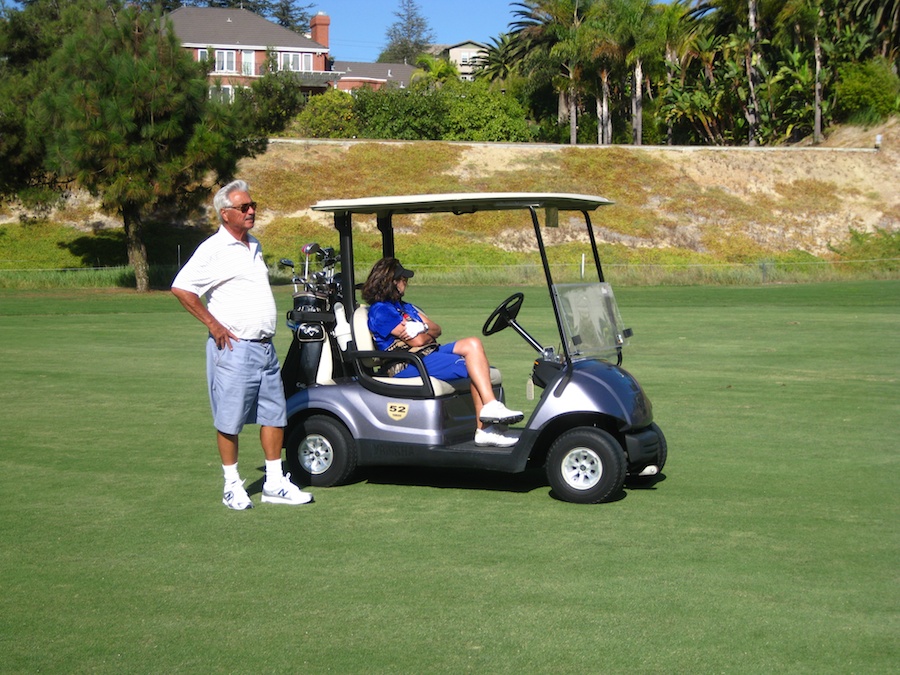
[4,119,897,273]
[243,119,898,262]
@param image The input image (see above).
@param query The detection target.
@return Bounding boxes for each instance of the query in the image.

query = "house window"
[215,50,236,73]
[197,48,208,62]
[282,52,300,72]
[209,85,234,103]
[242,50,255,76]
[280,52,314,72]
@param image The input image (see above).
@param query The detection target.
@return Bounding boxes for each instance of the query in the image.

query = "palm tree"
[475,33,518,86]
[689,0,768,145]
[510,0,597,145]
[609,0,662,145]
[854,0,900,62]
[412,54,460,86]
[662,26,728,144]
[656,0,693,144]
[776,0,826,143]
[584,7,621,145]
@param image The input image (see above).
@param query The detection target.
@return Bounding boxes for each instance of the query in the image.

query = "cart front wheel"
[546,428,626,503]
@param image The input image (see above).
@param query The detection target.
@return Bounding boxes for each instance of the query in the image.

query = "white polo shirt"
[172,225,277,340]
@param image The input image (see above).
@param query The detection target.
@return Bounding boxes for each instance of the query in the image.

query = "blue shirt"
[367,301,425,350]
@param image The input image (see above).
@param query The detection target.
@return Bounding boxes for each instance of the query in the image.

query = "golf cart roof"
[311,192,612,216]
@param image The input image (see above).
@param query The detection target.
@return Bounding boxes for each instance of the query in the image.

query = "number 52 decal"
[387,403,409,421]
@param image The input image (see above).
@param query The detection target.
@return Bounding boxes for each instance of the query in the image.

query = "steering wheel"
[482,293,524,336]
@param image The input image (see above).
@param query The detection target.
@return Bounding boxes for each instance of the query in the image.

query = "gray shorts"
[206,337,287,435]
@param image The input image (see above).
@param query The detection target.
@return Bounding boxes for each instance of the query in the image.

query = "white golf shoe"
[223,479,253,510]
[475,424,518,448]
[261,474,314,505]
[479,399,524,425]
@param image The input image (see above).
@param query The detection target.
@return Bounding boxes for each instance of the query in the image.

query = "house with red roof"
[331,61,417,92]
[167,7,339,100]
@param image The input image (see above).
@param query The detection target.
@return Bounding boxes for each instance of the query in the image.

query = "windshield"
[552,282,629,361]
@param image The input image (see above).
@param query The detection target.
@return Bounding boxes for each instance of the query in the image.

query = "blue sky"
[316,0,516,62]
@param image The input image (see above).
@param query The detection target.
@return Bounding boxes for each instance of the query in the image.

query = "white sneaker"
[261,473,314,505]
[223,479,253,510]
[479,399,524,424]
[475,424,518,448]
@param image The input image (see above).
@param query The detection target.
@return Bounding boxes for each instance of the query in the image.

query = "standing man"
[172,180,313,510]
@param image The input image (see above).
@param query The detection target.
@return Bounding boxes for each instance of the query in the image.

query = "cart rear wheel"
[546,428,626,503]
[286,416,357,487]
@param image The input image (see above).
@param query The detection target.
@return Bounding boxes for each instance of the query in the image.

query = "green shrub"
[352,80,532,142]
[354,83,447,140]
[235,69,308,135]
[834,58,900,124]
[290,88,359,139]
[442,80,533,142]
[829,227,900,271]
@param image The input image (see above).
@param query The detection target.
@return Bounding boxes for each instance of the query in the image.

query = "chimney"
[310,12,330,49]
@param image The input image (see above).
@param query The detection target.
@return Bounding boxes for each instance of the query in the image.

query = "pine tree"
[379,0,435,64]
[24,0,265,291]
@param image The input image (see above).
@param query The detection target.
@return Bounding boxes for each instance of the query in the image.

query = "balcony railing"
[212,64,342,84]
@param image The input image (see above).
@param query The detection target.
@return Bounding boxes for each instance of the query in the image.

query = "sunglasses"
[225,201,257,213]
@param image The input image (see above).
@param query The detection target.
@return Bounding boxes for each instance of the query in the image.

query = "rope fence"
[1,259,898,289]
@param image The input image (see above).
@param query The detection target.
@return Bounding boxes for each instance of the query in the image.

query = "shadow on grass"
[624,472,668,491]
[248,466,665,503]
[57,220,213,288]
[360,464,549,495]
[250,464,549,496]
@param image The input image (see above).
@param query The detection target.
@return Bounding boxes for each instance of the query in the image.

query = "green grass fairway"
[1,281,897,673]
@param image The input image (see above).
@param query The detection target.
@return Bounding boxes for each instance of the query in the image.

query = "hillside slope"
[240,118,898,259]
[3,119,896,266]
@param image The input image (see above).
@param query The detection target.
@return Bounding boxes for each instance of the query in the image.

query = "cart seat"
[351,305,501,396]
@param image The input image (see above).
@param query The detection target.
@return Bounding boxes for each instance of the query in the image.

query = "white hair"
[214,180,250,223]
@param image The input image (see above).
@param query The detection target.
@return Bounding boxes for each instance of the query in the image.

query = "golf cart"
[278,193,665,504]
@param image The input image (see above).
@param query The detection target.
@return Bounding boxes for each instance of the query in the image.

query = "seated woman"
[362,257,523,448]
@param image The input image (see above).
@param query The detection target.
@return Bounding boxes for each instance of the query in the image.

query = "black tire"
[651,422,667,473]
[546,427,626,504]
[285,415,357,487]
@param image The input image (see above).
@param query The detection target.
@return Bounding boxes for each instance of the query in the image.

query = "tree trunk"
[745,0,761,146]
[813,9,823,145]
[632,59,643,146]
[569,86,577,145]
[558,90,568,125]
[597,71,612,145]
[603,76,612,144]
[122,203,150,293]
[666,47,676,145]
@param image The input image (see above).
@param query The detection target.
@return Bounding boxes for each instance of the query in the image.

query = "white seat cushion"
[315,336,335,385]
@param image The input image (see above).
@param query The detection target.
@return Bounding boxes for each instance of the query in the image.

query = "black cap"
[393,262,415,280]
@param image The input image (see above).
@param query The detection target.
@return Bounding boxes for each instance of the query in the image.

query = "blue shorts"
[394,342,469,381]
[206,337,287,435]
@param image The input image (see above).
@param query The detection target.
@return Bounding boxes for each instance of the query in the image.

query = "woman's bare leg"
[470,383,486,430]
[453,337,497,426]
[453,337,496,402]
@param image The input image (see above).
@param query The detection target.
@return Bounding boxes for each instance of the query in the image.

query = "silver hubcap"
[561,447,603,490]
[299,433,333,475]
